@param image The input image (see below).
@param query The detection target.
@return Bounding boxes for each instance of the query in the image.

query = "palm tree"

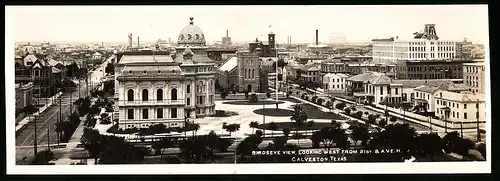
[351,124,370,148]
[249,121,259,134]
[80,128,102,164]
[225,123,240,138]
[267,122,278,137]
[290,105,307,147]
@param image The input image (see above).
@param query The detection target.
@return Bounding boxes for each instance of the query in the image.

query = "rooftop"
[437,90,485,102]
[119,54,174,64]
[219,57,238,72]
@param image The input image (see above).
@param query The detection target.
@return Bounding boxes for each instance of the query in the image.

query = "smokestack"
[290,36,291,45]
[226,30,229,38]
[316,29,319,45]
[137,36,140,47]
[128,33,133,48]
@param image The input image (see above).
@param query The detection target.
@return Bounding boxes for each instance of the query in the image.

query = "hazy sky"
[6,5,489,44]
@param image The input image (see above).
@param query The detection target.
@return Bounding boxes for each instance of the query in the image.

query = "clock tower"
[268,32,275,48]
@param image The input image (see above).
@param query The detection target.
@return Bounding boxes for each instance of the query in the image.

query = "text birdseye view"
[7,5,490,174]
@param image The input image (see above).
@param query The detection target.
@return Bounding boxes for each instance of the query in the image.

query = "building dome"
[178,17,206,46]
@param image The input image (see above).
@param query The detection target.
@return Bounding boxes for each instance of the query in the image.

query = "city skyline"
[7,5,489,45]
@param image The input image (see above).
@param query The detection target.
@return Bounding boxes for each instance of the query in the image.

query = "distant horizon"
[7,5,489,45]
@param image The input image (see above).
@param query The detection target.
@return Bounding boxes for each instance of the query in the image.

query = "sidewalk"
[16,92,63,132]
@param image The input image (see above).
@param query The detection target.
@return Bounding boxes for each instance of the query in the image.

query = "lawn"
[252,103,346,120]
[222,100,286,105]
[256,122,336,131]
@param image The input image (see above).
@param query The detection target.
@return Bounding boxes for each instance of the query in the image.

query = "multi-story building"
[248,33,277,57]
[115,17,216,129]
[300,63,321,83]
[216,52,268,93]
[455,38,475,59]
[15,82,34,113]
[463,61,486,94]
[206,47,237,63]
[372,24,457,64]
[31,58,58,98]
[434,91,486,129]
[323,73,348,94]
[395,59,473,80]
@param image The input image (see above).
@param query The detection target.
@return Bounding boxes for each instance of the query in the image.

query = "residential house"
[15,82,34,113]
[300,63,321,83]
[434,91,486,129]
[323,73,349,94]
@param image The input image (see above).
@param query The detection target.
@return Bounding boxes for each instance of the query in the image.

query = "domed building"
[114,17,216,130]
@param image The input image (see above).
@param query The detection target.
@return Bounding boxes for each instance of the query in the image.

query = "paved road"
[15,57,112,163]
[273,82,429,131]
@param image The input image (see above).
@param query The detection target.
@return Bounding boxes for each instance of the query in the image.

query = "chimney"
[316,29,319,45]
[226,29,229,38]
[137,36,140,47]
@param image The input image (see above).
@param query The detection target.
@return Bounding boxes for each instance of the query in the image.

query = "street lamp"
[442,107,451,133]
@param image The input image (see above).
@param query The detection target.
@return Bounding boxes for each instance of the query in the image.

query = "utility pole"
[58,95,62,145]
[262,102,265,136]
[34,114,37,157]
[476,99,481,142]
[47,126,50,151]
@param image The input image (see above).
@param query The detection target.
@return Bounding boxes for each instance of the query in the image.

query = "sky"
[6,5,489,44]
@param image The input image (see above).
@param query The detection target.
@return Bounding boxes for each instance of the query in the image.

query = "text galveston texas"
[9,5,489,167]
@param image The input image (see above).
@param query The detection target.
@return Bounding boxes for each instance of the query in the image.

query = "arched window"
[171,88,178,100]
[209,80,213,92]
[127,89,134,101]
[142,89,149,101]
[157,89,163,101]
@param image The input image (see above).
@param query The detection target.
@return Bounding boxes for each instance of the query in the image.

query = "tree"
[389,116,398,124]
[192,123,200,137]
[311,96,318,103]
[221,91,228,100]
[325,101,333,110]
[267,122,278,137]
[282,127,291,138]
[266,92,271,98]
[353,111,363,119]
[311,125,349,155]
[249,121,259,134]
[80,128,102,164]
[336,102,346,110]
[344,107,351,115]
[316,98,324,105]
[379,119,388,127]
[152,138,174,155]
[290,105,308,147]
[364,111,370,115]
[222,122,228,135]
[414,132,444,161]
[105,62,115,75]
[224,123,240,138]
[370,123,417,159]
[367,114,376,126]
[236,134,263,160]
[178,136,210,163]
[249,93,258,103]
[351,124,370,148]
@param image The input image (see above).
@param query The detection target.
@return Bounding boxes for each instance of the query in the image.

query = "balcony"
[118,99,185,106]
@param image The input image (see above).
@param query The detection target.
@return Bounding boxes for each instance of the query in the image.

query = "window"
[171,108,177,118]
[187,84,190,93]
[127,109,134,119]
[142,89,149,101]
[464,113,467,119]
[452,103,455,108]
[476,112,479,119]
[127,89,134,101]
[157,89,163,101]
[187,98,191,105]
[395,88,398,95]
[252,69,255,79]
[157,108,163,119]
[427,94,429,100]
[171,88,178,100]
[380,87,383,95]
[142,109,149,119]
[387,87,391,94]
[476,103,479,108]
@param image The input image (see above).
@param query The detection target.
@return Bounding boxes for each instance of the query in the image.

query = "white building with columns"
[372,24,457,63]
[114,17,216,129]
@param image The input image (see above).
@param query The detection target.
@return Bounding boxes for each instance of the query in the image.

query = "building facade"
[323,73,348,94]
[395,59,473,80]
[434,91,486,129]
[15,82,34,113]
[248,33,277,57]
[463,61,486,94]
[216,53,268,93]
[372,24,457,64]
[115,17,216,129]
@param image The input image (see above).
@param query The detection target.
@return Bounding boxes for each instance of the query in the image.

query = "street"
[15,56,112,163]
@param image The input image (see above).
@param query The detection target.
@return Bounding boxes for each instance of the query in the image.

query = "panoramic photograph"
[6,5,489,173]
